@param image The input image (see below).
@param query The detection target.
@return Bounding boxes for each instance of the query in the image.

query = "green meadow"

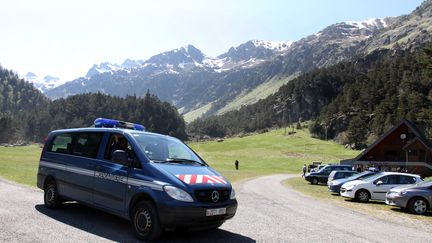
[0,144,42,186]
[0,128,360,187]
[189,128,359,182]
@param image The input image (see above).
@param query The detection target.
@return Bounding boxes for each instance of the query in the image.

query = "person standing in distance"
[302,164,307,177]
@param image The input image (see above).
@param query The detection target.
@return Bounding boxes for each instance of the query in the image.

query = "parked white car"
[340,172,422,202]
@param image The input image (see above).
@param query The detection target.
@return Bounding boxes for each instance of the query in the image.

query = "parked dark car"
[308,161,323,172]
[305,164,353,185]
[328,171,376,194]
[327,170,358,186]
[386,181,432,215]
[310,164,326,173]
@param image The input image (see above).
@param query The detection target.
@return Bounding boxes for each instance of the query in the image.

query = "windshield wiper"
[150,159,166,163]
[165,158,206,166]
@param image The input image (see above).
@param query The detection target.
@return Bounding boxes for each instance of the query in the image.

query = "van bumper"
[157,199,238,228]
[37,172,45,190]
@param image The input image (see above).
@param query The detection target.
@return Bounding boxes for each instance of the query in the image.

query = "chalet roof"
[353,119,431,161]
[402,137,432,152]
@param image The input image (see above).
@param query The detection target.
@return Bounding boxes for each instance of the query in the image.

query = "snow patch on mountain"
[251,40,294,52]
[345,18,387,29]
[22,72,64,92]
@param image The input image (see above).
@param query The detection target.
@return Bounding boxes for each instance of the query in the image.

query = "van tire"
[44,180,62,209]
[131,201,162,241]
[208,222,224,230]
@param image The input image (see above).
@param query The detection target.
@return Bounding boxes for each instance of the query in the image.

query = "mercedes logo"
[211,190,220,202]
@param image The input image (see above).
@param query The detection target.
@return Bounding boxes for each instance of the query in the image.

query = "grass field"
[0,128,359,187]
[189,128,359,182]
[0,144,42,186]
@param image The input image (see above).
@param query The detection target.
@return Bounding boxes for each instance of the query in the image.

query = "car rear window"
[48,134,72,154]
[399,175,417,184]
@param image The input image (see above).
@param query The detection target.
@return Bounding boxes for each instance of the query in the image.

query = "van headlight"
[230,188,236,199]
[164,186,194,202]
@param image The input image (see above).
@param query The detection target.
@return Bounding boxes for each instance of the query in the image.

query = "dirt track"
[0,175,431,242]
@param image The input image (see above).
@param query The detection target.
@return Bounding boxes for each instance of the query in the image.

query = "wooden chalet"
[341,119,432,177]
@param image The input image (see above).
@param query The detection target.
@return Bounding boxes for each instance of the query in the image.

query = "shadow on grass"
[35,203,255,242]
[390,207,432,217]
[342,198,386,205]
[306,183,327,187]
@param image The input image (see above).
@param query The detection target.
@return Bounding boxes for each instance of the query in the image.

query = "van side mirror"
[112,150,129,165]
[376,181,383,186]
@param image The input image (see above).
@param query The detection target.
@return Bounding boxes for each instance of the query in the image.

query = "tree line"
[0,67,186,143]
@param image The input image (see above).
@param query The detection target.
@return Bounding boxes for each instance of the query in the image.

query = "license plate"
[206,207,226,216]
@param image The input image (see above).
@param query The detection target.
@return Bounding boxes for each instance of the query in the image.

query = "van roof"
[49,127,172,139]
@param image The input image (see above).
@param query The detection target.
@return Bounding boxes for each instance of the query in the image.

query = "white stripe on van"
[184,175,191,184]
[39,160,164,191]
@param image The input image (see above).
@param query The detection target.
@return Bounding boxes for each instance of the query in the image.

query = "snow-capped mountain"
[82,41,292,78]
[86,59,145,78]
[23,72,63,92]
[45,0,432,121]
[219,40,292,62]
[205,40,293,71]
[45,18,388,114]
[344,18,387,30]
[86,62,121,78]
[314,18,387,39]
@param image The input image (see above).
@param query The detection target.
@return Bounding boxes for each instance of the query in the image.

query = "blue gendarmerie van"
[37,118,237,241]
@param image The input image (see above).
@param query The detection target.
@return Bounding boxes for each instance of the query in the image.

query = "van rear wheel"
[131,201,162,241]
[44,180,62,209]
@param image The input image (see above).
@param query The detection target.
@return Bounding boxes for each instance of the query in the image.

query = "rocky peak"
[316,18,387,40]
[218,40,293,63]
[121,58,142,69]
[145,44,205,67]
[85,62,121,78]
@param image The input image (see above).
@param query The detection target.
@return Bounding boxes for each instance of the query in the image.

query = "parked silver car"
[386,181,432,215]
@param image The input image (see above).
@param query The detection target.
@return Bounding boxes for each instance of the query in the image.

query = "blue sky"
[0,0,424,82]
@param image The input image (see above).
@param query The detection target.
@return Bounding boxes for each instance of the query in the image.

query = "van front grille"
[194,189,229,203]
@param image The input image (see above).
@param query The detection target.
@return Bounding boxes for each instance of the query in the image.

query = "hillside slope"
[187,43,432,148]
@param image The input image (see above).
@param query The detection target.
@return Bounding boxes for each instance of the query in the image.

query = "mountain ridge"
[41,1,432,122]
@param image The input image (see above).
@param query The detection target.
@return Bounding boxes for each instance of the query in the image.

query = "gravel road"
[0,174,431,242]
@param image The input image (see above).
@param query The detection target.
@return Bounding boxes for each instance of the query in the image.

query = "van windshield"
[132,133,204,165]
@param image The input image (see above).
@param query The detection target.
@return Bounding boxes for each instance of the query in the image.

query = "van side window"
[104,134,139,167]
[48,134,73,154]
[72,132,103,158]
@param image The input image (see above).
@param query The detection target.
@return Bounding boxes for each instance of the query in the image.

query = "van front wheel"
[44,180,62,209]
[131,201,162,241]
